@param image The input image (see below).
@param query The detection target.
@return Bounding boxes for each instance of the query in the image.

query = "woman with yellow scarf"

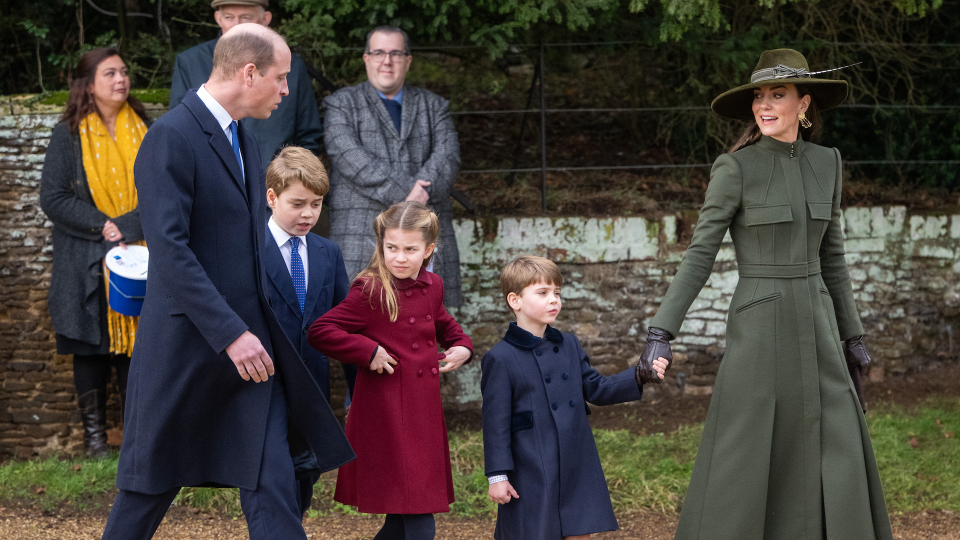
[40,48,150,458]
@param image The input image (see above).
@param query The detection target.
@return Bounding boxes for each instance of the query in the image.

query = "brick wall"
[3,103,959,457]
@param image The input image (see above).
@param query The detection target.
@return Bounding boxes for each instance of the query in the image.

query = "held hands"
[405,180,431,204]
[371,346,399,375]
[488,480,519,505]
[225,331,275,382]
[439,346,471,373]
[635,327,673,385]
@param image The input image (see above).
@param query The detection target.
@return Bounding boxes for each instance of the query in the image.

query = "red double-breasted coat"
[308,269,472,514]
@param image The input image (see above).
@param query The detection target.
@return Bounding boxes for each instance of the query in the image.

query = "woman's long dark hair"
[728,84,821,153]
[61,47,149,133]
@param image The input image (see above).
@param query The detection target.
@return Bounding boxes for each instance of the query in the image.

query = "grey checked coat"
[323,81,462,306]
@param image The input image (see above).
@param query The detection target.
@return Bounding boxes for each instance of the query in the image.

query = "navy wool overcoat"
[481,323,643,540]
[117,91,354,495]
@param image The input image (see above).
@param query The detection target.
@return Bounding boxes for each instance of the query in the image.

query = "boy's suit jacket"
[263,229,355,400]
[118,90,353,495]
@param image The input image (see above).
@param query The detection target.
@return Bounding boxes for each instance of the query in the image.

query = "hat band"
[751,64,811,83]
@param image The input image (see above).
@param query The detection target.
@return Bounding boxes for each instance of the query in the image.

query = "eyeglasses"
[366,50,410,61]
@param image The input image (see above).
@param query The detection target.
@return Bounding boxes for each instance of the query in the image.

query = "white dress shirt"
[196,85,244,178]
[268,216,309,292]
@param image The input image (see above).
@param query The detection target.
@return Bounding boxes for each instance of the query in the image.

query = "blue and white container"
[105,245,149,317]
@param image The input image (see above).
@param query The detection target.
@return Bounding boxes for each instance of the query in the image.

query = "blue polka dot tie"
[289,236,306,313]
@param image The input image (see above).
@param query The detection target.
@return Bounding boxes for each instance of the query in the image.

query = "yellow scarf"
[79,103,148,357]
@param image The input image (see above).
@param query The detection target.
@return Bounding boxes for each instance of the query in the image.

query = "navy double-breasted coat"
[117,91,353,495]
[481,323,644,539]
[263,229,357,402]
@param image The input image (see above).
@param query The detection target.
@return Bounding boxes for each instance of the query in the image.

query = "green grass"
[31,88,170,107]
[3,400,960,517]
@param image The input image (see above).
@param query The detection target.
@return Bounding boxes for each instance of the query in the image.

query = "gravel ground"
[1,505,957,539]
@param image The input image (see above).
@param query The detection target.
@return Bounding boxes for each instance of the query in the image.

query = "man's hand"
[438,346,471,373]
[102,220,123,243]
[225,331,274,382]
[371,346,398,374]
[488,480,519,504]
[405,180,431,204]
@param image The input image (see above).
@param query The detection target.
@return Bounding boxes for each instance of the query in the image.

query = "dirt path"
[1,506,958,539]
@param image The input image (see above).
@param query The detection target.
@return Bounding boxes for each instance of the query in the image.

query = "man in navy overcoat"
[101,24,353,540]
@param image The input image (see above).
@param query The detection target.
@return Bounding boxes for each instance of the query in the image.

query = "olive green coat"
[651,136,893,540]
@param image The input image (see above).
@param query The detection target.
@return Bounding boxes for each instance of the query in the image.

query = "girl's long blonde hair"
[358,201,441,322]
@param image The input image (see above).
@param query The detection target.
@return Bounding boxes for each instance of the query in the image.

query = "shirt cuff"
[488,474,509,485]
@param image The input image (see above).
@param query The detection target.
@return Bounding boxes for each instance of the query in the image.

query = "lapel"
[398,85,418,145]
[302,234,325,321]
[264,224,303,320]
[362,81,402,141]
[183,91,247,203]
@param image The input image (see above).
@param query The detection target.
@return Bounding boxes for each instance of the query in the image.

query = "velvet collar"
[503,322,563,350]
[393,267,433,290]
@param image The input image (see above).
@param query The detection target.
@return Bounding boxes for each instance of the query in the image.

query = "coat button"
[409,317,416,324]
[545,376,551,383]
[427,340,434,346]
[553,346,559,353]
[412,343,419,350]
[569,400,575,407]
[302,325,308,334]
[562,373,569,380]
[418,369,423,377]
[422,289,428,295]
[426,315,432,321]
[406,290,413,297]
[432,367,438,375]
[551,403,558,410]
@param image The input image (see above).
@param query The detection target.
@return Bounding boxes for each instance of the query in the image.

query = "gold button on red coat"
[409,317,416,324]
[405,290,412,297]
[431,367,438,375]
[412,343,419,350]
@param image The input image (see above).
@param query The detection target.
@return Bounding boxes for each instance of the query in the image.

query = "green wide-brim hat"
[711,49,850,121]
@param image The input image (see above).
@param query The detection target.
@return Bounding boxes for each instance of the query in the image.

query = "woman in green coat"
[636,49,893,540]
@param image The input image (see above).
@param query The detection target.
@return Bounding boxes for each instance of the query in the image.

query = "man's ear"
[261,11,272,26]
[242,63,257,85]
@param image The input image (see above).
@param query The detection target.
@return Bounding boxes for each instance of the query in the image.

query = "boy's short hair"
[500,255,563,306]
[266,146,329,197]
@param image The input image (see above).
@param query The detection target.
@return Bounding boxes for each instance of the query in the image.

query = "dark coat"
[39,122,145,352]
[651,136,892,540]
[263,229,356,401]
[169,39,323,166]
[116,91,354,495]
[308,269,473,514]
[481,323,643,540]
[322,82,462,306]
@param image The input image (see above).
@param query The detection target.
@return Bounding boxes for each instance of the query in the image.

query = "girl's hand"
[438,346,471,373]
[370,346,398,375]
[102,220,123,243]
[488,480,519,504]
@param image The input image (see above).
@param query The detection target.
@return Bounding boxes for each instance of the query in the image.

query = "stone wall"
[2,106,959,457]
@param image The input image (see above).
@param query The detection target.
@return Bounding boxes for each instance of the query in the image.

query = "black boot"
[78,389,110,458]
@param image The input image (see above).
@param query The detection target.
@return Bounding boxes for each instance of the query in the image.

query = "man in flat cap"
[169,0,323,165]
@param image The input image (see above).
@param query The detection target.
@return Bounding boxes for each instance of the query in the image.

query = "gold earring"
[798,112,812,129]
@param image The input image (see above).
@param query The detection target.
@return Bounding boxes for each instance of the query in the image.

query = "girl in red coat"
[308,201,473,539]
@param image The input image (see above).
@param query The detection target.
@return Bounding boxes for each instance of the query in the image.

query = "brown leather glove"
[635,327,673,386]
[843,335,871,413]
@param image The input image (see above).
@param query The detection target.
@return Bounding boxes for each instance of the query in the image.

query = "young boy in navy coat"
[263,146,358,516]
[481,256,670,540]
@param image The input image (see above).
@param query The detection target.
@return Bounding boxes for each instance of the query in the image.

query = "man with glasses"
[168,0,323,166]
[323,25,463,307]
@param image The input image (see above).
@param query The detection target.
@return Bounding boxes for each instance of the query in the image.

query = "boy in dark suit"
[480,256,669,540]
[263,146,358,516]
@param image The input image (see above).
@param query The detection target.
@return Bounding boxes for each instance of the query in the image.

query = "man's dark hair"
[365,26,410,54]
